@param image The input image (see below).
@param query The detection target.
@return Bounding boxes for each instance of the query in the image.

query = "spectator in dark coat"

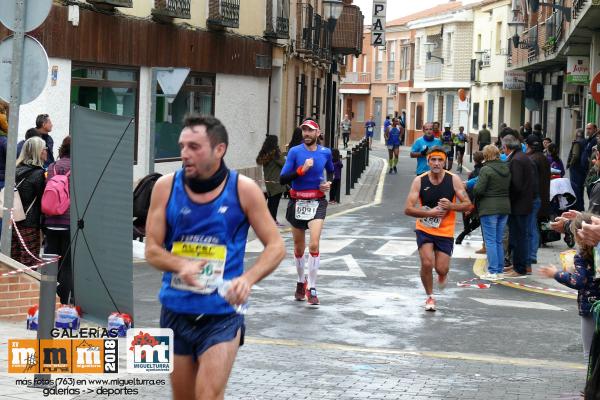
[502,135,534,277]
[568,128,587,211]
[525,134,550,266]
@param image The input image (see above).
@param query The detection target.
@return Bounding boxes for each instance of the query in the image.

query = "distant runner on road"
[404,146,472,311]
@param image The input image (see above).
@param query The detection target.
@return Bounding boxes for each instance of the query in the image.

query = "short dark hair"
[25,128,40,140]
[35,114,49,129]
[482,124,487,129]
[183,114,228,149]
[58,136,71,158]
[534,123,542,131]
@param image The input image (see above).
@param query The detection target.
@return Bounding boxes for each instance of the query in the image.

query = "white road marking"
[469,297,567,311]
[277,254,366,278]
[452,243,487,259]
[374,240,418,256]
[247,239,355,254]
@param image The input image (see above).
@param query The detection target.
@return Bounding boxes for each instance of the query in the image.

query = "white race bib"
[418,206,442,228]
[368,127,373,132]
[295,200,319,221]
[170,242,227,294]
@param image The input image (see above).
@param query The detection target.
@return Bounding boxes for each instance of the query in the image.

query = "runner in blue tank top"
[145,115,285,399]
[280,119,334,306]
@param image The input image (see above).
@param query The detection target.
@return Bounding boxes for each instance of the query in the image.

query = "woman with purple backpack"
[43,136,72,304]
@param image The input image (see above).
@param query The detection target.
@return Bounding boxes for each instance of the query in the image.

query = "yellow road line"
[472,258,576,300]
[245,336,585,370]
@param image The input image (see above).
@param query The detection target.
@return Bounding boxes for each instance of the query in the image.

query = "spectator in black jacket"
[525,135,551,266]
[503,135,535,277]
[11,137,47,266]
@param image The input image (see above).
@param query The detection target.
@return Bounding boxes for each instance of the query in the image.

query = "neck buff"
[185,160,229,194]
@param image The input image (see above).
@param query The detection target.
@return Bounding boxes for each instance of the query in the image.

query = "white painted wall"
[215,74,269,170]
[18,58,72,162]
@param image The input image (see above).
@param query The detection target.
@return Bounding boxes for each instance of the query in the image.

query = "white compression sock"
[307,253,320,289]
[295,254,305,283]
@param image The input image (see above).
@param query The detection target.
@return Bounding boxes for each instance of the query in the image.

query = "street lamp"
[474,50,485,70]
[323,0,344,30]
[424,42,444,63]
[508,20,526,48]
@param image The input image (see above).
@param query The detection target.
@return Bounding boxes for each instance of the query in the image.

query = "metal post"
[351,148,357,188]
[365,140,369,167]
[1,0,26,255]
[32,255,58,387]
[148,68,158,174]
[469,136,473,163]
[345,150,351,195]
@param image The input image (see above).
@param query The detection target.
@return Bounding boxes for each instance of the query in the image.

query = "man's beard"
[304,136,317,145]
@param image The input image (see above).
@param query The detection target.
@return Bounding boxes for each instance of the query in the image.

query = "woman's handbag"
[0,169,37,222]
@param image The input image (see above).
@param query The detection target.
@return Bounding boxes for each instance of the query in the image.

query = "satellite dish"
[0,0,52,32]
[0,35,49,104]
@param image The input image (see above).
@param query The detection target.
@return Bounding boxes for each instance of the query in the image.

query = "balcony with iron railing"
[87,0,132,8]
[311,13,323,58]
[319,25,332,63]
[207,0,240,29]
[542,12,564,56]
[341,72,370,84]
[332,4,364,56]
[265,0,290,39]
[296,2,314,54]
[152,0,190,19]
[425,62,442,80]
[481,50,491,67]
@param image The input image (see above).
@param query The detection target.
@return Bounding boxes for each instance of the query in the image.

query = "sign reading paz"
[371,0,386,47]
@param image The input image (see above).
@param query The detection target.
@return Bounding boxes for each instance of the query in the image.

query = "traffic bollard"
[365,141,369,167]
[32,255,59,388]
[351,147,357,188]
[345,150,352,195]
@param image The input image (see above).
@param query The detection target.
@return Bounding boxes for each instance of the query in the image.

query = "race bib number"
[170,242,227,294]
[295,200,319,221]
[368,127,373,132]
[418,207,442,228]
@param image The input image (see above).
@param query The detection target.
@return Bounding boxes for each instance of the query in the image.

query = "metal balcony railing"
[296,3,314,53]
[152,0,190,19]
[341,72,370,84]
[312,13,323,57]
[332,4,364,56]
[425,62,442,80]
[265,0,290,39]
[319,25,332,63]
[207,0,240,29]
[481,49,491,67]
[87,0,132,8]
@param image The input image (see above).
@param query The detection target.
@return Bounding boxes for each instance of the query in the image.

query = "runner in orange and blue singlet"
[280,119,334,307]
[404,146,472,312]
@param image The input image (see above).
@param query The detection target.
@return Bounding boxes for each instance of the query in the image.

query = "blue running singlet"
[159,169,250,315]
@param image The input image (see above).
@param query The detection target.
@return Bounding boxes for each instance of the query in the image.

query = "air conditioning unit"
[387,84,397,95]
[563,92,581,109]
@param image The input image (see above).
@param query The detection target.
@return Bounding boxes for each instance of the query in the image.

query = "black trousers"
[342,132,350,148]
[330,179,341,203]
[509,215,529,274]
[267,193,283,222]
[46,229,73,304]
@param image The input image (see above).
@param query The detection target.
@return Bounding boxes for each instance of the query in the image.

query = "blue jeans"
[528,197,541,264]
[480,214,509,274]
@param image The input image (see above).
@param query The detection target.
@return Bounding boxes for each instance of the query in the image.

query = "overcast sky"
[352,0,480,22]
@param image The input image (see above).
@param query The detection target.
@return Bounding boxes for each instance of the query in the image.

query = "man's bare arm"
[238,176,286,287]
[145,174,186,272]
[450,174,472,212]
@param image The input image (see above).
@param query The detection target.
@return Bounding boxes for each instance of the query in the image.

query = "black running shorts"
[286,197,328,230]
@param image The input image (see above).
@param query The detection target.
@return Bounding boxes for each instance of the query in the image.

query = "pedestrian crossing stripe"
[275,254,366,278]
[469,297,567,311]
[246,239,355,254]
